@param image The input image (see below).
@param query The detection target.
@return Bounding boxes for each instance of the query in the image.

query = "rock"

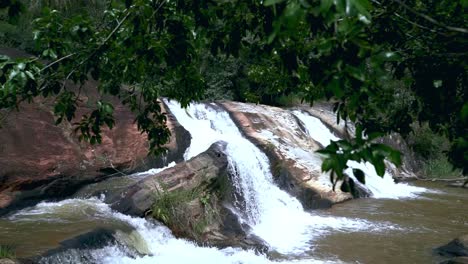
[109,141,228,215]
[441,257,468,264]
[448,182,468,189]
[300,104,419,181]
[221,102,352,209]
[40,228,117,258]
[110,141,267,251]
[0,259,19,264]
[0,78,189,215]
[436,235,468,257]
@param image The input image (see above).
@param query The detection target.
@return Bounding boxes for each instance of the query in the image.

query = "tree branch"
[391,0,468,34]
[41,53,77,72]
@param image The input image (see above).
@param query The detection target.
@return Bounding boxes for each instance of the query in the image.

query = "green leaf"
[372,157,385,177]
[351,0,371,18]
[352,168,365,184]
[321,158,334,172]
[461,103,468,123]
[320,0,333,13]
[345,65,365,82]
[264,0,286,6]
[8,69,19,80]
[388,150,401,166]
[340,180,350,192]
[267,31,277,44]
[25,70,35,80]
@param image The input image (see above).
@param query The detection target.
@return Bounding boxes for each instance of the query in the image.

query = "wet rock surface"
[0,92,189,216]
[110,142,267,251]
[221,101,352,209]
[436,234,468,257]
[441,257,468,264]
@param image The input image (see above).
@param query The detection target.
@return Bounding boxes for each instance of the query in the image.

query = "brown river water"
[0,181,466,263]
[311,181,468,263]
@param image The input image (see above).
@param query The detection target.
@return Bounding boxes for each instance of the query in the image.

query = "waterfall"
[24,198,321,264]
[164,100,400,254]
[292,110,427,199]
[15,196,402,263]
[11,101,426,263]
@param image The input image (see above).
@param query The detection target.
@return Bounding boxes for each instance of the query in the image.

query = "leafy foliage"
[151,183,220,238]
[0,0,466,186]
[318,125,401,191]
[407,123,463,178]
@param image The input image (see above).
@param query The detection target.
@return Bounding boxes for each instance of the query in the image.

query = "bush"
[151,186,219,239]
[0,245,15,259]
[408,123,450,160]
[407,123,463,178]
[0,0,107,51]
[422,157,462,179]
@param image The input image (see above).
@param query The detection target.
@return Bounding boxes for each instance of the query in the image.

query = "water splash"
[132,162,177,178]
[165,101,405,254]
[292,110,427,199]
[27,198,336,264]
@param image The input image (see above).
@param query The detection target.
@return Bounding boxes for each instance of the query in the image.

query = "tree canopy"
[1,0,467,191]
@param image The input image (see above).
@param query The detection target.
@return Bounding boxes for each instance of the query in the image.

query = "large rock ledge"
[109,142,267,251]
[0,91,190,216]
[220,102,352,209]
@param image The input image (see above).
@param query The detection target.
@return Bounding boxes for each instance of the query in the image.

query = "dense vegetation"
[0,0,466,189]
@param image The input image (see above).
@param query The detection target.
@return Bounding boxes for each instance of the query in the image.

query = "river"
[0,181,465,263]
[0,102,466,263]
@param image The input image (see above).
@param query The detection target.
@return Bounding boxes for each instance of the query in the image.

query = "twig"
[41,53,77,72]
[393,12,443,35]
[391,0,468,34]
[109,161,129,177]
[57,9,132,91]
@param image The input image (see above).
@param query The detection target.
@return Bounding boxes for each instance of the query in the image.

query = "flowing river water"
[0,102,466,264]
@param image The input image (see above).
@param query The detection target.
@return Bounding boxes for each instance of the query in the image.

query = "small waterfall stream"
[292,110,427,199]
[25,198,295,264]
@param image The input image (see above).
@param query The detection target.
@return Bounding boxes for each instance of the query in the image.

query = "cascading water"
[292,110,427,199]
[0,101,433,264]
[22,198,319,264]
[164,100,402,255]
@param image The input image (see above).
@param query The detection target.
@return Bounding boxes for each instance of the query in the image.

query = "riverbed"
[0,181,465,263]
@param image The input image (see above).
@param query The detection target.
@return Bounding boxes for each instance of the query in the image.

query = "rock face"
[436,235,468,257]
[110,142,266,251]
[221,102,352,209]
[441,257,468,264]
[0,88,190,215]
[0,259,18,264]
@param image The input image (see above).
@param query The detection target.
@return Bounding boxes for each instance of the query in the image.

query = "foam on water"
[165,101,404,254]
[7,101,425,263]
[164,100,222,160]
[292,110,427,199]
[7,197,113,222]
[132,162,177,178]
[28,198,337,264]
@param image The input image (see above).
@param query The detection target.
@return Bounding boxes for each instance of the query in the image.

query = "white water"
[164,100,405,254]
[16,102,428,263]
[292,110,427,199]
[132,162,177,178]
[24,198,335,264]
